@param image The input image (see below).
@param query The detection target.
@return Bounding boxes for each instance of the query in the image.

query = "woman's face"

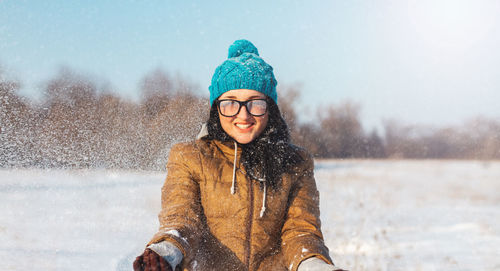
[218,89,269,144]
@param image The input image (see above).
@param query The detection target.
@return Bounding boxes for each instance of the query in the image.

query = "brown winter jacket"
[148,139,333,270]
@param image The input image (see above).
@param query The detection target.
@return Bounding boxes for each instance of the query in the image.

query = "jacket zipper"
[245,176,254,269]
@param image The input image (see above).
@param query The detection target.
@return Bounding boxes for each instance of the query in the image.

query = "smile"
[235,123,254,129]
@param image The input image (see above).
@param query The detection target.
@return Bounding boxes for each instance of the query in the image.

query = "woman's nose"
[236,105,251,119]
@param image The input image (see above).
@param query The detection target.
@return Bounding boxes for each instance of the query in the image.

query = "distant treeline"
[281,87,500,160]
[1,67,499,170]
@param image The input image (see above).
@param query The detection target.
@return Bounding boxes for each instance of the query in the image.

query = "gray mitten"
[298,257,346,271]
[147,241,183,270]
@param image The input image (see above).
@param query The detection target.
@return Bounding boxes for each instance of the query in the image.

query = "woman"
[134,40,343,271]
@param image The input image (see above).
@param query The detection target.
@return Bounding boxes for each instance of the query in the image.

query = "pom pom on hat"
[228,39,259,58]
[209,39,277,106]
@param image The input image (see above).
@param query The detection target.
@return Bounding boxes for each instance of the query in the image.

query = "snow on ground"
[0,170,163,271]
[0,160,499,271]
[316,160,500,271]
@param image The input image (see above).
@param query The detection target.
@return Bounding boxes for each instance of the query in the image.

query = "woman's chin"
[233,134,255,144]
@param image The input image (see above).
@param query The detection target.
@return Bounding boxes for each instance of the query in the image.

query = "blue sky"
[1,0,499,130]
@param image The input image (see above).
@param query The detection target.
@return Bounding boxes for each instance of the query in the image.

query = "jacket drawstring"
[230,140,266,218]
[231,141,237,194]
[259,181,267,218]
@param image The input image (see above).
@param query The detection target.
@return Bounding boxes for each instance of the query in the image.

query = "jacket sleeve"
[147,143,204,263]
[281,152,334,271]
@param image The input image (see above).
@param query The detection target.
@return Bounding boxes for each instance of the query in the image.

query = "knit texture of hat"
[209,40,278,106]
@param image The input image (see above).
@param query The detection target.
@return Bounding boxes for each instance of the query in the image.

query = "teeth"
[236,123,252,129]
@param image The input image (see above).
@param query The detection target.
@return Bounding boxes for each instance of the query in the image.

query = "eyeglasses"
[216,99,268,117]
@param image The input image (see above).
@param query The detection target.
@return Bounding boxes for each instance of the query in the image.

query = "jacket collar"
[213,140,242,163]
[196,123,209,140]
[197,123,243,162]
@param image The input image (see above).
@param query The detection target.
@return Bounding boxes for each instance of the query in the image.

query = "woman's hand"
[133,248,172,271]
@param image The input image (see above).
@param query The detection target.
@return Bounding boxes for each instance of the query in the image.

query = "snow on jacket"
[148,139,333,271]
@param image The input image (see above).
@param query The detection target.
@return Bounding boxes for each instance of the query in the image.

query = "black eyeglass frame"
[215,98,269,117]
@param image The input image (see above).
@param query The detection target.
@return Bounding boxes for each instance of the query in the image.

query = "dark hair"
[204,99,303,190]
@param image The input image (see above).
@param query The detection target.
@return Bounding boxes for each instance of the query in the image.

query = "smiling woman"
[133,40,345,271]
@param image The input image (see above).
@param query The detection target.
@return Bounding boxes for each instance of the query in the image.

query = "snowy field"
[1,160,499,271]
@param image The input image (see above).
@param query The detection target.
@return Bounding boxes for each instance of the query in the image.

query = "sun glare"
[407,0,497,53]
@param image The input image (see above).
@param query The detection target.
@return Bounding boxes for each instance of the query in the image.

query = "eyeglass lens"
[218,99,267,117]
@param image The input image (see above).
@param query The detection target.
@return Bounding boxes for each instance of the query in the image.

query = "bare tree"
[140,68,172,119]
[318,101,364,158]
[0,73,34,167]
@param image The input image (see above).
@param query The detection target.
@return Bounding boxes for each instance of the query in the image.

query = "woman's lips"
[235,123,254,131]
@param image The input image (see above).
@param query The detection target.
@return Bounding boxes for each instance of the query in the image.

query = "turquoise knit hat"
[209,40,278,106]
